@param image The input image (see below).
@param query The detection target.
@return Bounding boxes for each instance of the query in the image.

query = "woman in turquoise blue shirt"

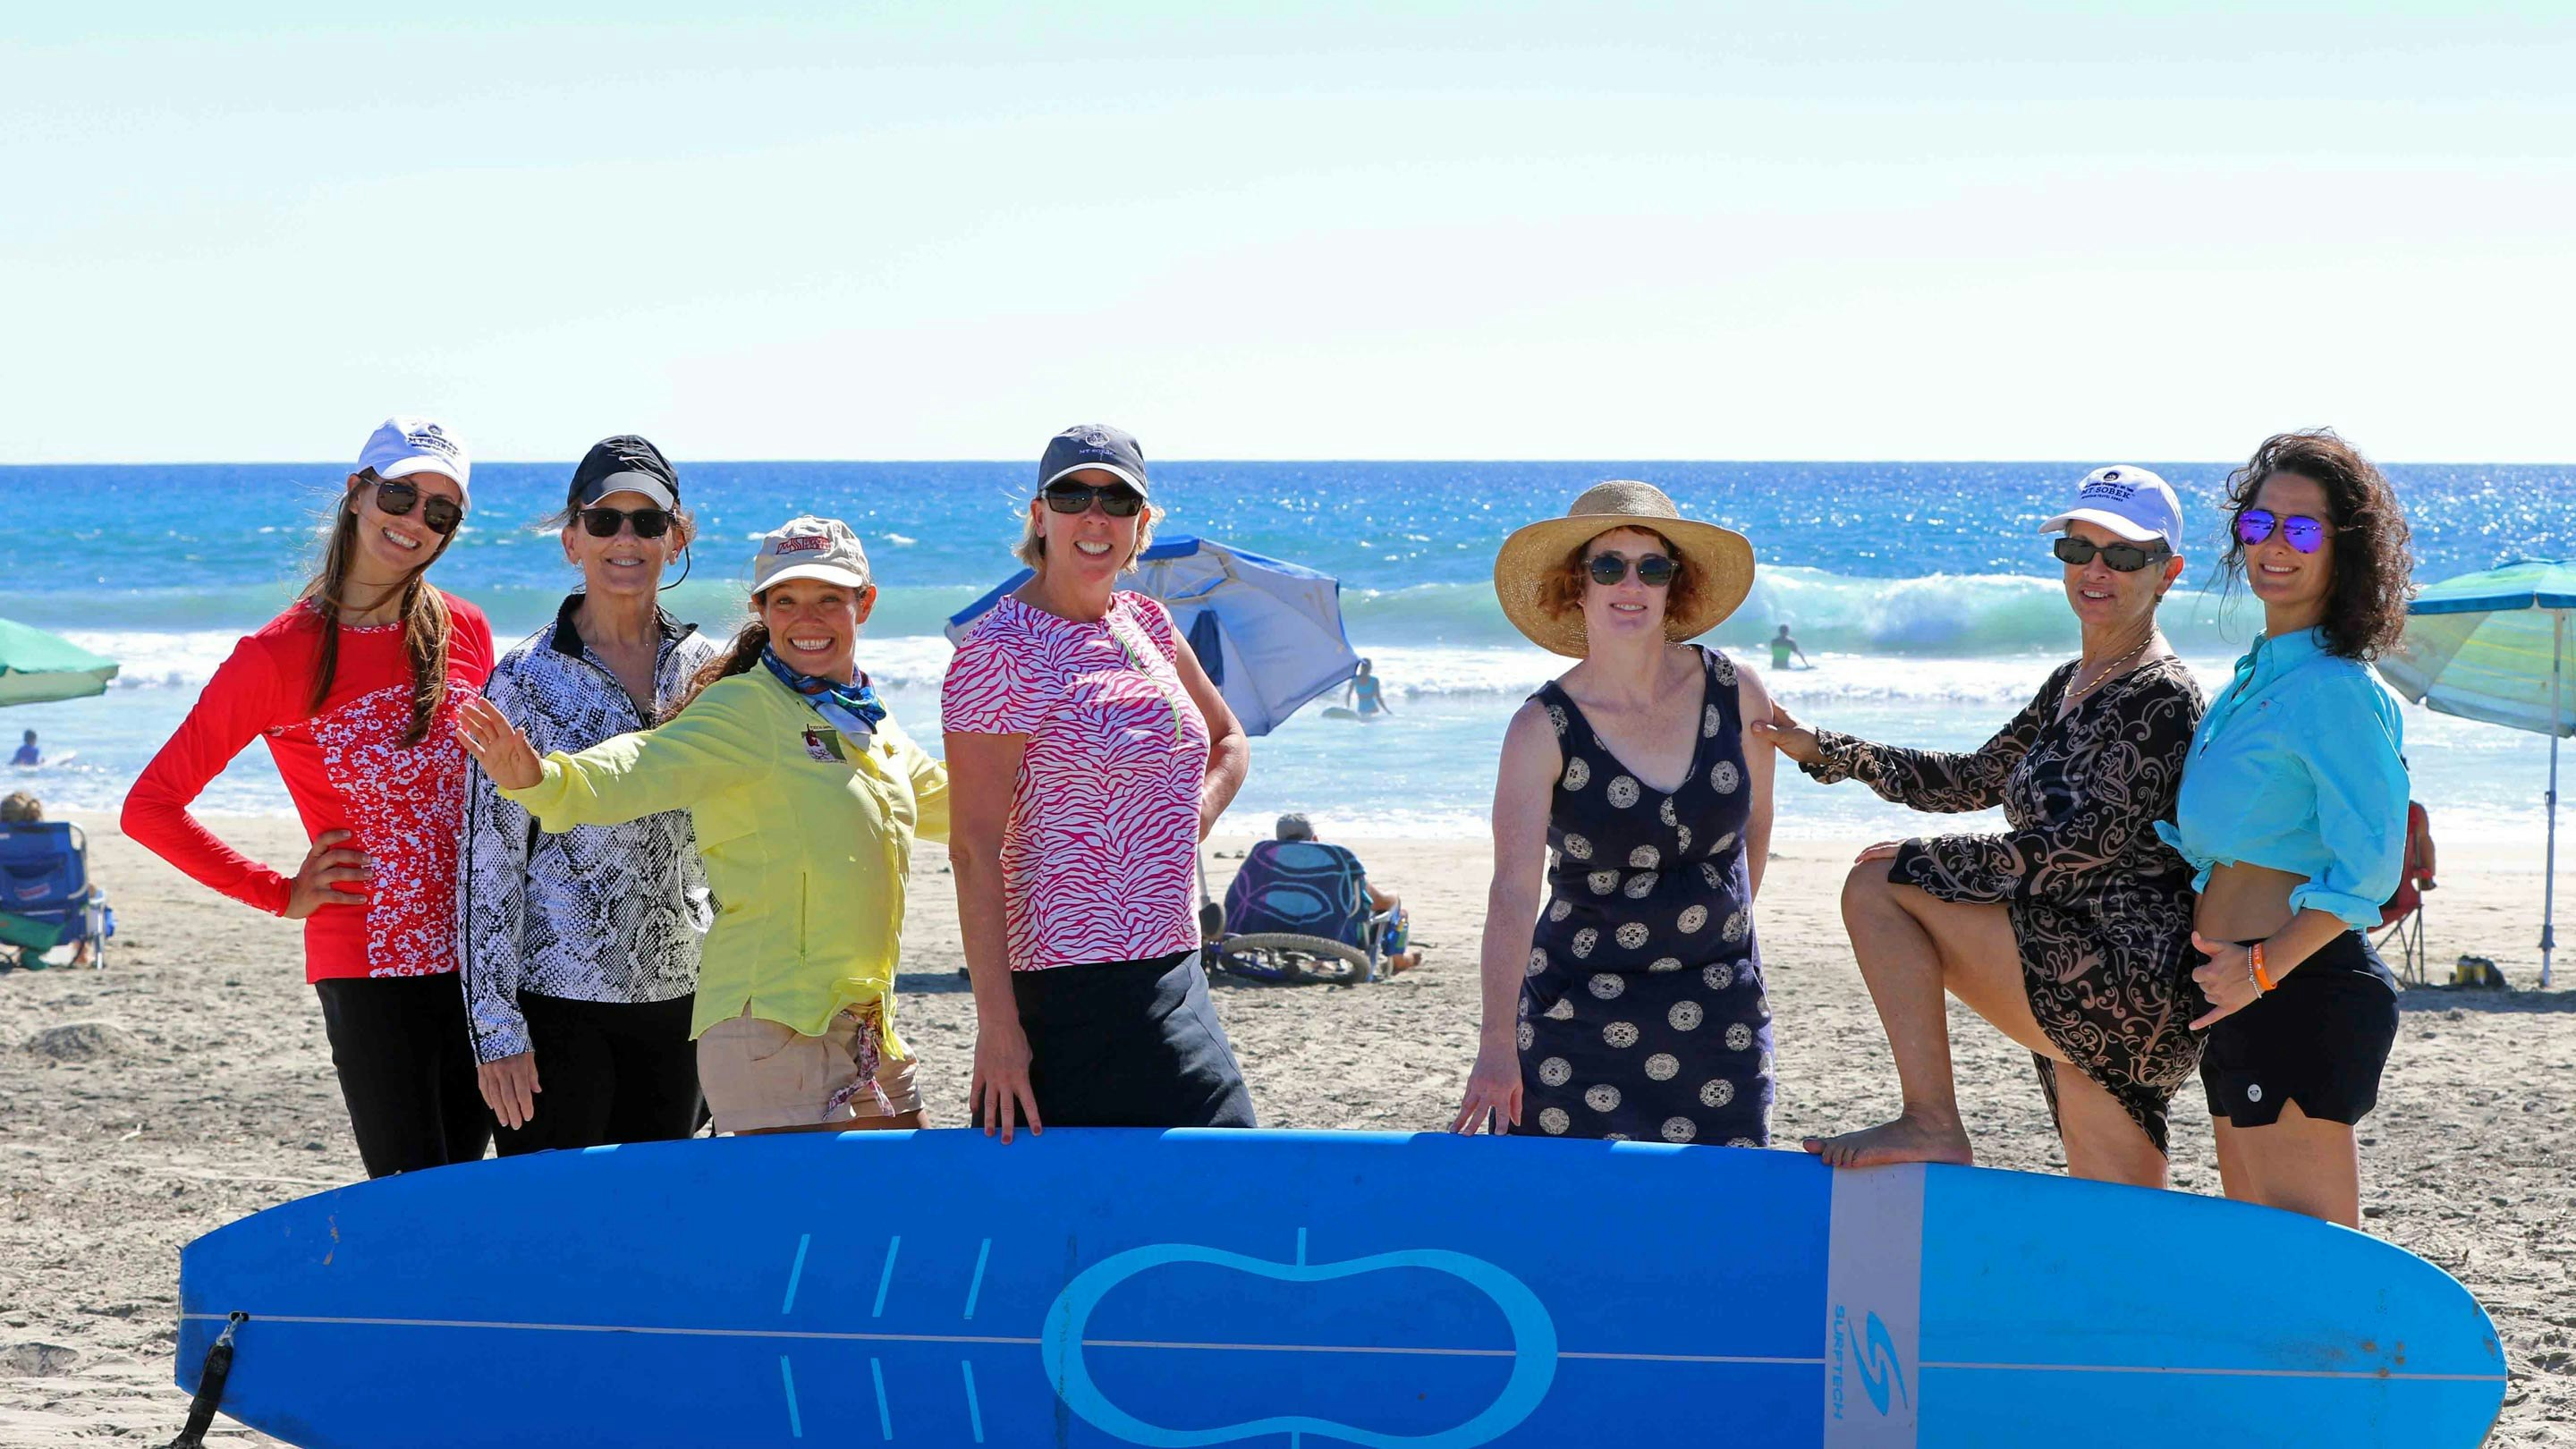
[2164,429,2416,1227]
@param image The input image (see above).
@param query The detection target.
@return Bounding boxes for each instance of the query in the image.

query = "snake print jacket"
[456,595,724,1063]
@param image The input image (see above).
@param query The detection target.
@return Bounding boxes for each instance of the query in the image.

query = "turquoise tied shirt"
[2155,626,2410,929]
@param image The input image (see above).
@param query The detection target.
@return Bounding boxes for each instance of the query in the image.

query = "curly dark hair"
[1537,528,1706,626]
[2217,429,2415,660]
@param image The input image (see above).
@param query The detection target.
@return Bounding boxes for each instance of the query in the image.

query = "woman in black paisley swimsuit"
[1754,467,2205,1186]
[1455,483,1778,1146]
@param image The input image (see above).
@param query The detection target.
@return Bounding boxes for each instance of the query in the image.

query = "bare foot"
[1800,1110,1972,1168]
[1385,952,1422,974]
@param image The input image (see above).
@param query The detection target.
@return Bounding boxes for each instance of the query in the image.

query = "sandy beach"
[4,809,2570,1445]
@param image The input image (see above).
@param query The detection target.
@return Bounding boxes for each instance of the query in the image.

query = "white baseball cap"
[750,515,872,594]
[358,416,471,501]
[2038,465,2182,546]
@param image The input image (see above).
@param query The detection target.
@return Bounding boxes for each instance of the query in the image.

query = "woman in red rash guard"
[123,419,496,1177]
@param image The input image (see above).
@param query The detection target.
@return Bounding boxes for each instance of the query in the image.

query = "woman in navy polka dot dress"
[1454,483,1777,1147]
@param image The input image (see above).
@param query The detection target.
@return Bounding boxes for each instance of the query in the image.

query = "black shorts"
[2199,932,2399,1129]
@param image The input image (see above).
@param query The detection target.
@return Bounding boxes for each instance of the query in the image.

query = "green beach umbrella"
[2375,558,2576,986]
[0,616,120,708]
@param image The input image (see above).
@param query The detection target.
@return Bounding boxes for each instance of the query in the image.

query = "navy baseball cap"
[570,435,680,511]
[1038,424,1147,496]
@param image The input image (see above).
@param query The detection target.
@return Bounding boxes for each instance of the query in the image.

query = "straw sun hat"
[1493,481,1757,658]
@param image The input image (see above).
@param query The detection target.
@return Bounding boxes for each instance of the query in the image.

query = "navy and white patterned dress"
[1514,646,1774,1146]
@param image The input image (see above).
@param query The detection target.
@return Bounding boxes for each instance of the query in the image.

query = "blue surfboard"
[174,1130,2505,1448]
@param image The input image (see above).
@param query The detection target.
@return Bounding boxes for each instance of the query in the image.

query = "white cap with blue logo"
[2038,464,2182,546]
[357,416,472,502]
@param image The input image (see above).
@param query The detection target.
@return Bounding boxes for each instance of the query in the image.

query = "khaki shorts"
[697,1004,923,1135]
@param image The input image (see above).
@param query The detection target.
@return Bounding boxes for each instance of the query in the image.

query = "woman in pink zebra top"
[943,425,1253,1141]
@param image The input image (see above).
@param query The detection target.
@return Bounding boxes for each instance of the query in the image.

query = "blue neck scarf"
[760,647,886,741]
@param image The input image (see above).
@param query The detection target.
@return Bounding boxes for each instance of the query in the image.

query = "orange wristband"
[2250,941,2277,995]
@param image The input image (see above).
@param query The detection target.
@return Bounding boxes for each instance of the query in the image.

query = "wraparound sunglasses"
[2053,537,2171,572]
[1041,482,1145,518]
[579,505,674,539]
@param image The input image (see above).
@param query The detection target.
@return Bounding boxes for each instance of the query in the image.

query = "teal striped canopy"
[2376,559,2576,739]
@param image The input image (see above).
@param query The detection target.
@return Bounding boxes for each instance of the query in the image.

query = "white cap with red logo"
[751,515,872,593]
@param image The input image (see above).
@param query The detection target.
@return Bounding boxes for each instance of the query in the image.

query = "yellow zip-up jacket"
[501,667,950,1055]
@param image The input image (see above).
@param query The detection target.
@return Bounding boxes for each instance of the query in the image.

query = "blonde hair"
[1012,496,1165,574]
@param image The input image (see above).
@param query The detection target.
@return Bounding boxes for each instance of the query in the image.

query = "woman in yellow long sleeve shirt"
[459,516,948,1134]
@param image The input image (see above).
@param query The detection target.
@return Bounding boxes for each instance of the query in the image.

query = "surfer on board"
[1345,658,1393,716]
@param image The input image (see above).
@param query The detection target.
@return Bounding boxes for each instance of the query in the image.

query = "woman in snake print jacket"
[1753,466,2207,1187]
[457,438,720,1152]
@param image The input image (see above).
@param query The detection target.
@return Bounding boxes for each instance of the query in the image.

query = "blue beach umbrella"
[945,535,1361,737]
[2374,558,2576,986]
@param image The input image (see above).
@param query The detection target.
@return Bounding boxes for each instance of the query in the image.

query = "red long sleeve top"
[122,596,494,981]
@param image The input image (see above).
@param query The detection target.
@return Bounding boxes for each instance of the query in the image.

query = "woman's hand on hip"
[972,1018,1044,1144]
[478,1052,540,1131]
[457,695,545,792]
[1450,1043,1523,1136]
[282,828,369,919]
[2189,931,2260,1030]
[1748,703,1823,766]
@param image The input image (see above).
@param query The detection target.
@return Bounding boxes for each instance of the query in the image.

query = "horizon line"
[2,456,2569,470]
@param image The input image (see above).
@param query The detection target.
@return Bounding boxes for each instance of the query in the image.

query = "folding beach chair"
[2374,801,2435,985]
[0,821,113,970]
[1213,839,1396,986]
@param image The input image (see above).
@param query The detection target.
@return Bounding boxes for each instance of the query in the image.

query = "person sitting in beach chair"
[2374,801,2436,983]
[0,794,112,970]
[1215,814,1419,984]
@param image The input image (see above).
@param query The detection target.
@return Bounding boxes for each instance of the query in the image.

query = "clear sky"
[5,3,2571,463]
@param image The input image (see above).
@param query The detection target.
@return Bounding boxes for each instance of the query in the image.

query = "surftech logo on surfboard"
[1831,1304,1913,1420]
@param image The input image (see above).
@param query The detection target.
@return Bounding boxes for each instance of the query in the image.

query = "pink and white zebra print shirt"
[941,592,1210,971]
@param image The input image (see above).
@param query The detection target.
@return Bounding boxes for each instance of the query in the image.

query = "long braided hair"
[301,470,459,747]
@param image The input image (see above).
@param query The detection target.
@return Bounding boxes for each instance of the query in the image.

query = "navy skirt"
[996,949,1258,1130]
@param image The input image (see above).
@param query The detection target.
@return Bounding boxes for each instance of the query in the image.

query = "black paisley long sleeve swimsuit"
[1802,657,2206,1154]
[1514,646,1774,1147]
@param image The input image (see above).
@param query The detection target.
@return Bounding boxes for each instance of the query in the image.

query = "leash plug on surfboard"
[165,1310,246,1449]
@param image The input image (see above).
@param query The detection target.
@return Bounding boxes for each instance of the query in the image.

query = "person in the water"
[1345,658,1393,716]
[1767,626,1811,672]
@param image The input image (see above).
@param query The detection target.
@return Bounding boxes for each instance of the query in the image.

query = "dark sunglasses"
[1041,482,1145,518]
[579,505,674,539]
[1587,552,1677,588]
[2235,508,2327,554]
[2052,537,2172,572]
[370,479,462,535]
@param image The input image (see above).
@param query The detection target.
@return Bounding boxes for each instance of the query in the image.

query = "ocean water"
[3,461,2571,846]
